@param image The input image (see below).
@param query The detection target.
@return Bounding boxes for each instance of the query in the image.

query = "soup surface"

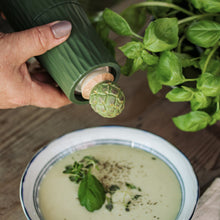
[38,144,182,220]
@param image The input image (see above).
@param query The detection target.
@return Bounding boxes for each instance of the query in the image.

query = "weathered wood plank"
[0,0,220,219]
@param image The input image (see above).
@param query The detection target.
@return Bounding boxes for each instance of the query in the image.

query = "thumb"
[7,21,72,64]
[29,80,72,108]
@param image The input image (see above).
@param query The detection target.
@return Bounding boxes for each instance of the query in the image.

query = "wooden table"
[0,1,220,219]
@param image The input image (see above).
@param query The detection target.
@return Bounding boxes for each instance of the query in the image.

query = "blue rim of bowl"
[19,125,199,220]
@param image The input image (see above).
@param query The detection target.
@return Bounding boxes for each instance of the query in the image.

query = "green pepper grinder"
[0,0,125,118]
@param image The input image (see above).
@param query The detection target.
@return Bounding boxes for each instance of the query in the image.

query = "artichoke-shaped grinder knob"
[89,82,125,118]
[76,67,125,118]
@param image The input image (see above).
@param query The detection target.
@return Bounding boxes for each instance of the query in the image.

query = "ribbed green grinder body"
[0,0,120,104]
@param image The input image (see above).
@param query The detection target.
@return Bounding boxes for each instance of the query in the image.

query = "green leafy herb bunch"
[92,0,220,132]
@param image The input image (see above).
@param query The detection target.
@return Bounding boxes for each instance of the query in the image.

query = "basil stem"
[216,96,220,112]
[177,35,185,53]
[130,1,194,16]
[202,43,219,74]
[178,13,220,25]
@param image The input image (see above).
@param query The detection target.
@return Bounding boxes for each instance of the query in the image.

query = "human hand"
[0,20,72,109]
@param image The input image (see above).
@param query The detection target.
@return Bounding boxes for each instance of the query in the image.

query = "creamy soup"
[38,145,182,220]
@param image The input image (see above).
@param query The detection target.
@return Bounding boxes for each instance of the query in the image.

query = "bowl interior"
[20,126,199,220]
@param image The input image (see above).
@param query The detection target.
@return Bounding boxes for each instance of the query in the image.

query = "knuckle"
[11,96,30,107]
[53,106,60,109]
[0,32,5,39]
[32,27,49,54]
[0,32,10,46]
[0,32,10,40]
[52,103,63,109]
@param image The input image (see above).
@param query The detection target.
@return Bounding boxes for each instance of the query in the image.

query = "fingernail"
[51,21,72,38]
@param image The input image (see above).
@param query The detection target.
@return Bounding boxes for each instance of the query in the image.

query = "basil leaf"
[157,51,185,86]
[143,18,179,52]
[132,57,145,72]
[207,100,220,125]
[190,0,220,13]
[103,8,134,36]
[121,7,148,33]
[95,21,109,41]
[147,66,162,94]
[209,118,217,126]
[213,110,220,120]
[199,55,220,76]
[91,12,117,57]
[121,57,147,76]
[104,39,116,57]
[186,20,220,48]
[78,172,105,212]
[166,87,194,102]
[121,58,134,76]
[172,111,211,132]
[174,52,198,68]
[190,91,212,110]
[197,72,220,96]
[141,50,159,66]
[119,42,143,59]
[92,12,110,40]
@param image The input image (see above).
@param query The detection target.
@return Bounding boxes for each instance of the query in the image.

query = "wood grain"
[0,1,220,219]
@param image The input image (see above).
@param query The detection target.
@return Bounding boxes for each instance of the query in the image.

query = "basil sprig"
[63,156,106,212]
[91,1,220,132]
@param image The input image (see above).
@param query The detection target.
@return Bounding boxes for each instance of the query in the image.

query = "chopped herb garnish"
[125,194,142,211]
[63,156,100,184]
[106,202,113,211]
[125,182,142,191]
[109,185,120,195]
[69,175,83,183]
[133,194,142,200]
[64,156,143,213]
[105,196,114,211]
[63,162,86,184]
[105,185,120,212]
[80,156,99,169]
[125,182,136,189]
[125,200,131,212]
